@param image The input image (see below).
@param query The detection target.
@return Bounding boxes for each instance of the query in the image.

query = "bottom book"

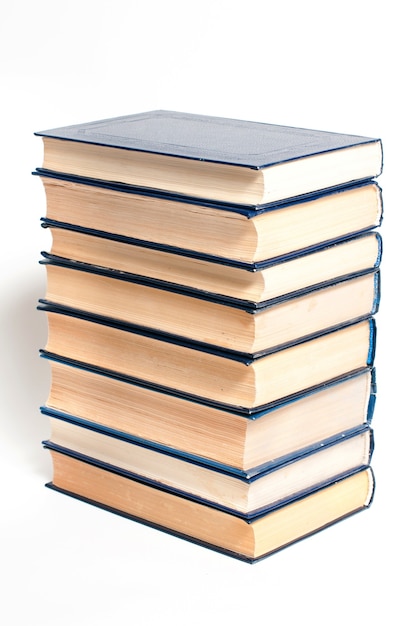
[47,449,375,562]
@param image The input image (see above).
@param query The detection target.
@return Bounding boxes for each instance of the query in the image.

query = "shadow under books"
[1,277,50,477]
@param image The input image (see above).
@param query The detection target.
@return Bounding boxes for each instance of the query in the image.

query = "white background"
[1,1,414,623]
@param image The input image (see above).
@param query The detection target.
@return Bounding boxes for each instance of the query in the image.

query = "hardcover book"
[43,415,373,518]
[37,171,383,265]
[41,228,382,307]
[40,259,380,354]
[35,110,383,205]
[39,302,376,412]
[47,449,375,562]
[42,360,375,472]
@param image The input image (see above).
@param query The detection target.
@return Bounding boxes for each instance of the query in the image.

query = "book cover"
[35,110,382,169]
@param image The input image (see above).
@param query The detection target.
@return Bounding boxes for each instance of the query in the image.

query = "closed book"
[43,415,373,518]
[39,302,376,411]
[46,448,375,562]
[40,258,380,354]
[42,360,375,472]
[35,110,383,205]
[37,171,383,265]
[42,228,382,307]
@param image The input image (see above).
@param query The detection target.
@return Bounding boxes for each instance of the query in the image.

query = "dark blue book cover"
[35,110,382,169]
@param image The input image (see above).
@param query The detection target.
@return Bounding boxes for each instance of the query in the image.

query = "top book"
[35,110,383,205]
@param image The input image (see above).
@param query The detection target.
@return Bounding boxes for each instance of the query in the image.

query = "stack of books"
[34,110,383,562]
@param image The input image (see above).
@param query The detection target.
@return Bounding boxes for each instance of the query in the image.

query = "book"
[39,303,376,411]
[40,259,379,354]
[41,360,375,472]
[41,228,382,307]
[43,417,373,518]
[46,448,375,562]
[34,110,383,205]
[37,171,383,265]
